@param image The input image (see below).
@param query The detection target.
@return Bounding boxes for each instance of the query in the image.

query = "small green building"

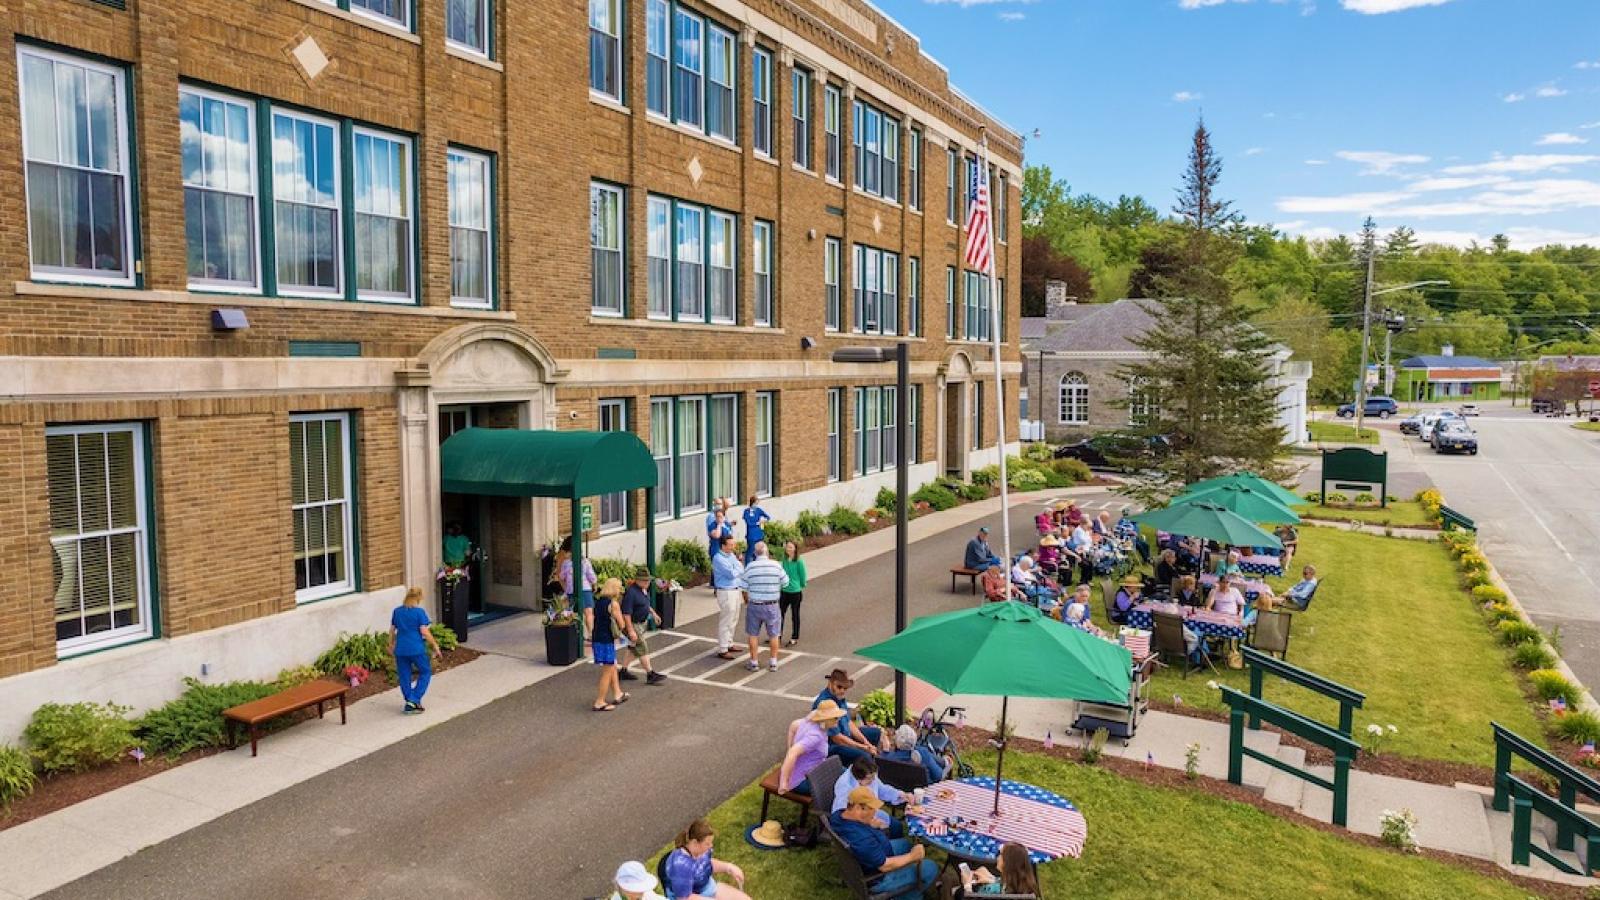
[1393,353,1502,403]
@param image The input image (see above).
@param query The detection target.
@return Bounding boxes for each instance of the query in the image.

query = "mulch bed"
[951,728,1589,900]
[0,646,482,834]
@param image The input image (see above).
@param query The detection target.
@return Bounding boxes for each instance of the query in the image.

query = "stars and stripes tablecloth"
[1199,573,1268,598]
[907,777,1087,865]
[1124,603,1247,641]
[1239,555,1283,578]
[1120,631,1151,662]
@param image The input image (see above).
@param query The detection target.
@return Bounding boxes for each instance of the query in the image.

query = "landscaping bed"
[1308,420,1380,445]
[1294,499,1438,529]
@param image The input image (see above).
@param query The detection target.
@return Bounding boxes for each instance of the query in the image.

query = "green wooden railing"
[1221,687,1362,827]
[1244,646,1366,736]
[1506,775,1600,875]
[1493,722,1600,854]
[1440,504,1476,532]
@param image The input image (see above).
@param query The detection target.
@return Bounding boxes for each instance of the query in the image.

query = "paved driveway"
[1395,401,1600,689]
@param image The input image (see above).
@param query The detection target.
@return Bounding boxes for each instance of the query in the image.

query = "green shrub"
[1457,552,1488,573]
[592,556,635,585]
[912,482,960,511]
[1022,442,1053,462]
[971,465,1000,487]
[662,538,711,574]
[654,559,693,585]
[1529,669,1581,702]
[1471,585,1508,605]
[274,665,322,689]
[24,702,137,774]
[826,506,869,536]
[1041,469,1076,489]
[1496,619,1543,647]
[1303,492,1321,503]
[959,482,990,502]
[316,631,394,678]
[1461,570,1492,589]
[1555,711,1600,745]
[1483,603,1521,624]
[875,487,899,512]
[1051,457,1092,483]
[0,744,36,807]
[1354,492,1376,504]
[430,623,460,653]
[762,520,801,550]
[1511,642,1557,671]
[1325,492,1348,503]
[139,678,281,756]
[856,689,897,729]
[795,510,827,539]
[1008,467,1047,490]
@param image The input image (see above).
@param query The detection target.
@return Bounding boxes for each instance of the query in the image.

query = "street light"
[833,343,911,727]
[1356,278,1449,430]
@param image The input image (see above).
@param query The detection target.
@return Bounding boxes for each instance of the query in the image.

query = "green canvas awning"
[440,427,657,499]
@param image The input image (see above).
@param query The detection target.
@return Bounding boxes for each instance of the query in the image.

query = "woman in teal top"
[779,541,807,647]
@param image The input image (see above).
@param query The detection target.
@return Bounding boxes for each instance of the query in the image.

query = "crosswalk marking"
[651,631,887,703]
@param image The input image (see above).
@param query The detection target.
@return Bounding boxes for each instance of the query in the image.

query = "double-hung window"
[858,387,881,473]
[705,26,735,141]
[647,197,672,318]
[945,147,959,223]
[180,87,258,291]
[909,384,921,464]
[824,237,841,332]
[272,110,342,296]
[19,47,135,286]
[907,257,921,337]
[351,128,414,300]
[590,182,624,316]
[824,85,841,180]
[676,397,707,513]
[853,245,897,335]
[882,386,898,470]
[598,400,628,531]
[868,113,899,202]
[650,399,675,519]
[945,266,956,338]
[852,244,867,333]
[448,148,493,308]
[752,48,772,156]
[997,172,1008,239]
[709,395,738,502]
[908,128,922,211]
[447,0,491,58]
[853,388,866,476]
[47,423,152,654]
[972,383,984,450]
[881,252,898,336]
[755,392,775,498]
[792,68,811,169]
[964,270,990,341]
[349,0,407,30]
[708,211,736,323]
[753,220,773,326]
[858,102,879,195]
[646,0,671,116]
[827,388,842,482]
[290,412,355,603]
[675,203,706,319]
[589,0,623,101]
[673,9,704,128]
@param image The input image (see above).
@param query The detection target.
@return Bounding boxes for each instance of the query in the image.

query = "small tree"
[1021,235,1095,316]
[1118,119,1287,503]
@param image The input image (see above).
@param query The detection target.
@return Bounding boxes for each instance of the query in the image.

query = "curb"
[1481,551,1599,715]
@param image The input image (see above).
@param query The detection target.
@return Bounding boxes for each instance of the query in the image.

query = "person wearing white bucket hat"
[611,860,665,900]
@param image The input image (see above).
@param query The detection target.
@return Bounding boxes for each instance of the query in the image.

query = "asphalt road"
[1392,402,1600,688]
[46,491,1112,900]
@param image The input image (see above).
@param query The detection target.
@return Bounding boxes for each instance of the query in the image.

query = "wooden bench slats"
[950,566,980,595]
[223,678,350,756]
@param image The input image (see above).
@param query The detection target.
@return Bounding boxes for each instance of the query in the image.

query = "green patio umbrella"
[1182,472,1304,509]
[856,601,1131,814]
[1130,501,1283,549]
[1170,484,1302,525]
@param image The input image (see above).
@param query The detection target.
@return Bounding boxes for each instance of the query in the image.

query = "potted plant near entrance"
[544,596,582,667]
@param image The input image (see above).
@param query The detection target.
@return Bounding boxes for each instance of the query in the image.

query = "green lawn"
[1574,421,1600,433]
[1294,500,1437,529]
[659,750,1541,900]
[1308,420,1379,444]
[1102,526,1543,766]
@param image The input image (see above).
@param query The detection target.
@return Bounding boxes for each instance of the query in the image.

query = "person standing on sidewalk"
[619,567,666,685]
[711,535,744,660]
[587,577,630,711]
[741,494,771,565]
[778,540,807,647]
[740,541,788,672]
[388,587,442,714]
[706,498,734,562]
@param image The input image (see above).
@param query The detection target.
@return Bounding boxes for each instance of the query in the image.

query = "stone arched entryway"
[937,349,976,479]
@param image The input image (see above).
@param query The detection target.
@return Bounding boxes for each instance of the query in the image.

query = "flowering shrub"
[1184,742,1202,780]
[1379,808,1419,853]
[1363,723,1399,756]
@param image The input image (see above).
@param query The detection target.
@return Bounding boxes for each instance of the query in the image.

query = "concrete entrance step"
[1298,765,1496,860]
[1262,744,1308,809]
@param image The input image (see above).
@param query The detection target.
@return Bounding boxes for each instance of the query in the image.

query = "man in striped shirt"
[740,541,789,672]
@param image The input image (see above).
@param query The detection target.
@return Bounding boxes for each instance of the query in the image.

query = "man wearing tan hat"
[814,668,885,765]
[829,787,937,894]
[779,699,847,794]
[1111,574,1143,626]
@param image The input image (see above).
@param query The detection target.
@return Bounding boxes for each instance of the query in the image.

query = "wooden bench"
[950,566,980,594]
[758,765,812,825]
[224,679,350,757]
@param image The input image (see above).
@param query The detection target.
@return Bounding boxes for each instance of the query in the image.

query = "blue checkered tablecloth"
[1239,555,1283,578]
[1124,605,1248,641]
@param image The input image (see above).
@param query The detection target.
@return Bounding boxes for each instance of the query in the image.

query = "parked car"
[1336,396,1400,419]
[1432,420,1479,455]
[1054,432,1172,470]
[1399,414,1424,435]
[1459,404,1480,417]
[1418,410,1462,442]
[1531,398,1556,414]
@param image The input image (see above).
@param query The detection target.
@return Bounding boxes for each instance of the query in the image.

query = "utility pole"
[1355,218,1377,435]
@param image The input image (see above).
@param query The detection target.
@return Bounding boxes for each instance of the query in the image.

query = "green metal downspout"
[571,495,586,659]
[645,487,659,615]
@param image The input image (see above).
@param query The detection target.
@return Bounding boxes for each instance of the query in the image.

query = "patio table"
[1199,572,1268,598]
[1239,554,1284,578]
[907,776,1087,867]
[1124,602,1247,641]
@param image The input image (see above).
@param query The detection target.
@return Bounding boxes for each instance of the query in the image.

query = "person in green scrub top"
[443,522,473,567]
[779,540,807,648]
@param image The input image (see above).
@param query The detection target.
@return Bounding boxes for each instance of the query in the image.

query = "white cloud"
[1178,0,1236,7]
[1384,178,1600,218]
[1503,93,1527,104]
[1275,220,1309,231]
[1536,85,1569,99]
[1537,132,1589,146]
[1304,159,1328,166]
[1404,175,1512,192]
[1172,91,1203,103]
[1440,153,1598,175]
[997,10,1025,19]
[1244,147,1266,156]
[1276,191,1416,214]
[1577,61,1600,70]
[1406,227,1600,250]
[1583,122,1600,131]
[1335,150,1430,175]
[1340,0,1453,11]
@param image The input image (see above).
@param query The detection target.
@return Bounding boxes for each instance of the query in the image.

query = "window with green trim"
[591,181,625,316]
[180,86,259,292]
[272,109,342,297]
[652,395,746,519]
[647,194,740,324]
[448,147,493,308]
[343,0,409,31]
[589,0,623,100]
[291,412,355,603]
[448,0,491,58]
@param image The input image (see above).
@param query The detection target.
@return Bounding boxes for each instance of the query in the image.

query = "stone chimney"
[1044,280,1077,320]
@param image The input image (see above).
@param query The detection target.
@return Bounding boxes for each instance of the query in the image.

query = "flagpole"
[980,132,1012,578]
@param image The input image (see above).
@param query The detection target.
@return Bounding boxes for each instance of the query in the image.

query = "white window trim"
[824,237,841,333]
[179,84,262,295]
[291,412,355,604]
[445,0,491,58]
[590,181,626,317]
[677,395,708,515]
[651,398,675,521]
[708,210,737,324]
[827,388,841,483]
[647,195,673,321]
[755,391,774,498]
[1059,372,1089,425]
[47,422,153,657]
[752,47,773,159]
[709,393,739,501]
[448,147,495,309]
[590,0,624,103]
[598,399,629,533]
[705,23,737,143]
[19,46,137,288]
[347,0,409,32]
[271,107,345,300]
[350,126,416,304]
[753,219,773,327]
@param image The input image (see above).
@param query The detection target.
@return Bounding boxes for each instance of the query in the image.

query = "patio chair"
[1282,579,1320,612]
[820,814,933,900]
[807,757,846,822]
[874,755,930,793]
[1248,609,1293,660]
[1099,578,1118,624]
[1152,611,1200,678]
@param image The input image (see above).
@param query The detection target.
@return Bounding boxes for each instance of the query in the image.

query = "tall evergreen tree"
[1117,120,1287,503]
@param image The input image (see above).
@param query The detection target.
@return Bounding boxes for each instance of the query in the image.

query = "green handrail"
[1493,722,1600,851]
[1507,775,1600,875]
[1439,505,1476,532]
[1221,687,1361,827]
[1244,646,1366,736]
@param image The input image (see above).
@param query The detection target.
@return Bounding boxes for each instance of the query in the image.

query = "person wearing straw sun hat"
[1110,575,1144,626]
[815,668,885,765]
[1036,533,1063,575]
[779,699,847,793]
[610,861,666,900]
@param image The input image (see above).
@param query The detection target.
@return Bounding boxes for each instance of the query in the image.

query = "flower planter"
[439,577,470,642]
[544,623,581,667]
[656,590,678,629]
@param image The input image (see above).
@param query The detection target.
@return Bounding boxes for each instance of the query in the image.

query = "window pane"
[648,196,672,317]
[754,221,772,326]
[791,70,809,168]
[291,414,353,601]
[706,28,734,140]
[651,399,674,517]
[646,0,670,116]
[48,424,148,650]
[591,183,624,314]
[824,238,840,332]
[589,0,621,98]
[709,212,735,322]
[675,204,704,319]
[353,132,412,299]
[351,0,407,27]
[752,49,771,155]
[182,90,257,289]
[447,0,487,54]
[273,112,340,294]
[449,149,492,305]
[673,11,703,127]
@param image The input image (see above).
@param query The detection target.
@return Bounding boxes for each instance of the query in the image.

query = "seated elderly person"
[1276,564,1319,611]
[1176,536,1204,572]
[1035,508,1055,535]
[1116,507,1151,562]
[1173,573,1203,608]
[1212,548,1243,580]
[1110,576,1143,626]
[883,724,951,785]
[830,788,938,896]
[1011,555,1060,610]
[1065,501,1086,529]
[1154,548,1183,589]
[831,756,907,839]
[1275,524,1300,565]
[1207,572,1247,618]
[1062,584,1092,627]
[981,565,1022,603]
[1036,534,1064,575]
[1093,510,1114,538]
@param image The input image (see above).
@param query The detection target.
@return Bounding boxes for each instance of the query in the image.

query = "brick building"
[0,0,1022,737]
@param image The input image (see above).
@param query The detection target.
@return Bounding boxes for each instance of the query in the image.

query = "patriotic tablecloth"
[1239,555,1283,578]
[1118,630,1152,662]
[1124,603,1247,641]
[907,777,1087,865]
[1199,573,1268,598]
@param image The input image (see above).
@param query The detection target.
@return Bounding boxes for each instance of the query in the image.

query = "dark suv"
[1054,432,1172,470]
[1336,396,1400,419]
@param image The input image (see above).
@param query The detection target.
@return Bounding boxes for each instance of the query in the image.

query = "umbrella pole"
[993,695,1009,817]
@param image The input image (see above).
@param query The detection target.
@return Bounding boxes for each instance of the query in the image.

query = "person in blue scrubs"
[389,587,442,714]
[741,494,770,565]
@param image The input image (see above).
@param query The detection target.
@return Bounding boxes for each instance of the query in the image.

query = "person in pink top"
[779,700,848,794]
[1207,572,1246,618]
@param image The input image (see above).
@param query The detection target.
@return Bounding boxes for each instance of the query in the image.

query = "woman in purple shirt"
[779,700,847,794]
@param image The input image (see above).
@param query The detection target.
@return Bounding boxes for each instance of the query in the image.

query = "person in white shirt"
[1207,573,1246,618]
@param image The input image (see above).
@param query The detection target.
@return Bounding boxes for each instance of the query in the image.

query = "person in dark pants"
[815,668,884,765]
[619,567,666,685]
[778,540,807,647]
[389,587,442,714]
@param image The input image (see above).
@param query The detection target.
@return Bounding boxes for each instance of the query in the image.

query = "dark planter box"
[440,578,470,642]
[656,590,678,630]
[544,623,581,666]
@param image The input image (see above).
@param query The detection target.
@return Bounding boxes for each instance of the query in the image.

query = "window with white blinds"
[47,423,152,654]
[290,412,355,602]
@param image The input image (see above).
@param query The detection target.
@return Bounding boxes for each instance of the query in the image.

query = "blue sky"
[875,0,1600,248]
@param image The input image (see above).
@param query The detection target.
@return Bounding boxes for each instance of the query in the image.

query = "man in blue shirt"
[710,536,744,660]
[814,668,883,765]
[830,756,907,838]
[1279,564,1320,611]
[741,494,770,565]
[964,526,1000,571]
[829,788,936,896]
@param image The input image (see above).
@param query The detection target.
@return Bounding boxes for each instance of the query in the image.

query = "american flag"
[962,158,993,273]
[910,778,1087,861]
